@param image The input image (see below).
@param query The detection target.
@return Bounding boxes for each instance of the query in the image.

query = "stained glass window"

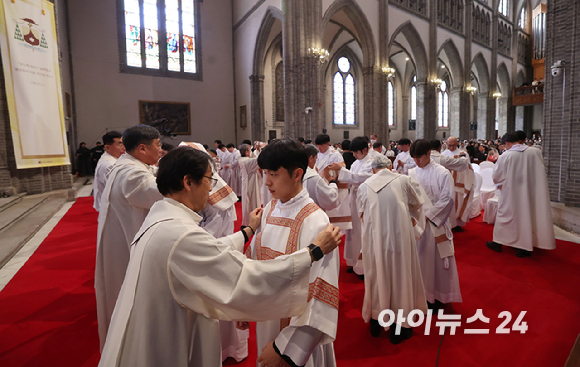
[122,0,199,77]
[411,76,417,121]
[498,0,509,17]
[333,57,356,125]
[438,81,449,128]
[518,7,526,29]
[388,81,394,126]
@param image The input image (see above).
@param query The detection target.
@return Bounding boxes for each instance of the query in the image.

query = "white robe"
[442,148,470,160]
[95,153,163,350]
[247,189,339,367]
[316,149,352,230]
[239,156,262,226]
[409,161,463,304]
[99,198,314,367]
[219,150,231,182]
[338,154,374,272]
[93,151,118,212]
[228,149,242,196]
[357,169,428,327]
[393,151,416,175]
[492,144,556,251]
[303,167,339,212]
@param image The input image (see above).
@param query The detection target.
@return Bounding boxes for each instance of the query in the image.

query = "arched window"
[410,76,417,121]
[438,80,449,128]
[333,57,356,125]
[121,0,200,79]
[275,62,284,121]
[518,7,526,29]
[498,0,509,17]
[388,81,395,126]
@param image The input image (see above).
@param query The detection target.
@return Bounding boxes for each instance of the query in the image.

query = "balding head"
[447,137,459,150]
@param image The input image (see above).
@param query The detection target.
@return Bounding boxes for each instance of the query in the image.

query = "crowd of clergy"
[90,124,555,367]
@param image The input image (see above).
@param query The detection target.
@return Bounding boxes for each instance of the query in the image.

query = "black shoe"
[427,300,444,313]
[346,266,354,273]
[357,274,365,280]
[516,249,532,258]
[390,325,413,344]
[452,226,464,232]
[486,241,503,252]
[370,318,381,337]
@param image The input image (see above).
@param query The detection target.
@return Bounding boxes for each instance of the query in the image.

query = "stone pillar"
[477,94,492,140]
[401,95,409,139]
[449,87,462,138]
[416,82,437,140]
[497,97,510,137]
[515,105,524,131]
[249,74,265,142]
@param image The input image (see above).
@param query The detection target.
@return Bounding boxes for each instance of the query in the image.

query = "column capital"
[249,74,265,83]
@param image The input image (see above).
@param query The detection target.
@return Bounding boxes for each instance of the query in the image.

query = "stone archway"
[437,39,465,138]
[472,52,493,139]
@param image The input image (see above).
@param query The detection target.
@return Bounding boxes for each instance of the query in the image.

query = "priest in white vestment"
[218,145,230,182]
[238,144,262,226]
[442,136,470,160]
[93,131,125,212]
[393,138,416,175]
[327,136,374,276]
[486,133,556,257]
[303,144,339,212]
[95,125,164,350]
[315,133,352,231]
[225,144,242,196]
[408,139,463,309]
[357,155,427,343]
[99,147,342,367]
[246,140,340,367]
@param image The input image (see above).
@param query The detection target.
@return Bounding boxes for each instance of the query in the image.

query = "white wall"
[68,0,236,148]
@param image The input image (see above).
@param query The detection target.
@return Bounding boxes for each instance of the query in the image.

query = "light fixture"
[405,57,409,61]
[441,65,446,68]
[431,78,443,89]
[493,92,502,98]
[466,86,477,95]
[307,47,329,65]
[382,66,396,77]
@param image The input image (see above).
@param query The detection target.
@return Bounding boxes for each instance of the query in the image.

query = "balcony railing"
[512,84,543,106]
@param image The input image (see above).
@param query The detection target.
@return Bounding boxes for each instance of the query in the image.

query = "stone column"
[515,105,524,131]
[416,82,437,140]
[249,74,265,142]
[477,94,493,140]
[497,97,509,137]
[449,87,462,138]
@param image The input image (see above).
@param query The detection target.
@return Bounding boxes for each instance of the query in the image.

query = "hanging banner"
[0,0,69,169]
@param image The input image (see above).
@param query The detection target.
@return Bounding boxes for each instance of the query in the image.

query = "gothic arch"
[437,39,464,88]
[471,52,490,95]
[497,62,511,95]
[322,0,377,68]
[388,21,429,81]
[252,6,283,76]
[516,69,526,86]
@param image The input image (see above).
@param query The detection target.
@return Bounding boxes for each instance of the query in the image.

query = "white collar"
[164,197,203,223]
[509,144,528,152]
[275,188,310,212]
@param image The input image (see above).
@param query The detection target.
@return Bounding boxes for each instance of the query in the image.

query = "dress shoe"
[390,325,413,344]
[346,266,354,273]
[357,274,365,280]
[486,241,503,252]
[516,249,532,258]
[452,226,464,232]
[370,318,381,337]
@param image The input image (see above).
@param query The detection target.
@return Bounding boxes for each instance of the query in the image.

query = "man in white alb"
[393,138,416,175]
[93,131,125,212]
[246,139,340,367]
[99,146,342,367]
[303,144,339,212]
[486,133,556,257]
[409,139,463,310]
[95,125,163,350]
[238,144,262,226]
[327,136,374,277]
[225,144,242,196]
[357,155,427,343]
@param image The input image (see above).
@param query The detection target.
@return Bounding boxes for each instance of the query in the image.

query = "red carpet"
[0,197,579,366]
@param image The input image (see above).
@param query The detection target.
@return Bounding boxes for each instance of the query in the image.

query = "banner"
[0,0,69,169]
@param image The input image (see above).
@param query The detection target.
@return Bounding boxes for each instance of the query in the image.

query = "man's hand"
[257,342,289,367]
[398,160,405,168]
[235,321,251,330]
[249,208,263,231]
[327,162,345,171]
[312,224,342,255]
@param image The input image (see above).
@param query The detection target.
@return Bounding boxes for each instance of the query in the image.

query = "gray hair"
[371,155,392,171]
[239,144,251,157]
[304,144,319,158]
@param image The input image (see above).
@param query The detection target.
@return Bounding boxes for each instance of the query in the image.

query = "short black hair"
[157,147,210,196]
[399,138,412,146]
[410,139,431,158]
[96,142,102,145]
[214,140,222,145]
[208,149,217,155]
[502,133,519,144]
[226,143,235,149]
[372,142,382,150]
[257,139,308,180]
[161,142,174,151]
[123,125,160,152]
[104,132,120,144]
[298,137,305,143]
[351,136,369,153]
[203,144,209,150]
[241,139,252,145]
[304,139,312,145]
[515,130,526,142]
[315,134,330,145]
[341,139,351,151]
[430,139,441,151]
[218,144,225,150]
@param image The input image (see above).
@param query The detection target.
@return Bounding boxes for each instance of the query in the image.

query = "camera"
[551,60,565,77]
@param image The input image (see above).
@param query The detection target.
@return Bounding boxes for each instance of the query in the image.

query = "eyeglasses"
[204,175,218,189]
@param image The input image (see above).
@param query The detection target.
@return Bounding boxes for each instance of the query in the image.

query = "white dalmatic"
[219,150,231,182]
[316,149,352,230]
[431,151,474,227]
[337,154,373,273]
[99,198,315,367]
[238,156,262,226]
[303,167,339,212]
[247,189,339,367]
[357,169,428,327]
[93,151,118,212]
[95,153,163,350]
[393,150,416,175]
[492,144,556,251]
[409,161,463,304]
[228,149,242,196]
